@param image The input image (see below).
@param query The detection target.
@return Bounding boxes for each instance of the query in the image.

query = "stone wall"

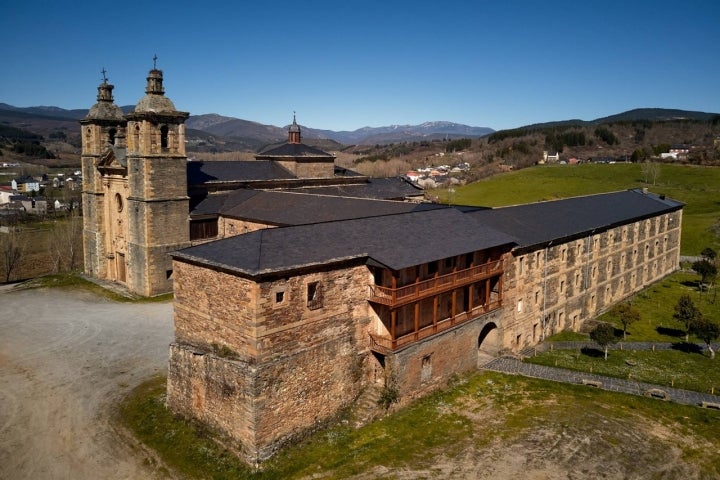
[219,217,274,237]
[387,310,503,401]
[168,260,373,462]
[502,211,682,350]
[294,160,335,179]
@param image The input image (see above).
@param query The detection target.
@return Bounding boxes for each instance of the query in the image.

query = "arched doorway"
[478,322,500,364]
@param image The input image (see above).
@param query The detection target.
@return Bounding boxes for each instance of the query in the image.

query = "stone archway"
[478,322,501,364]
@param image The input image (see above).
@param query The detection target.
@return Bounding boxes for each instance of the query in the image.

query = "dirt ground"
[0,286,173,480]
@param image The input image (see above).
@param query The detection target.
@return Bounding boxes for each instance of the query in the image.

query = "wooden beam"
[414,302,420,340]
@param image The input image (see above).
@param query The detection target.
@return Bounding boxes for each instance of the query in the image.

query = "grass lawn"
[445,163,720,255]
[525,348,720,394]
[597,271,720,342]
[121,371,720,479]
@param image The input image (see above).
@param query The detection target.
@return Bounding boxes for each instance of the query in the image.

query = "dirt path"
[0,287,174,480]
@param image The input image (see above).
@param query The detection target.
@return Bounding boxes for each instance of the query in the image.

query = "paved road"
[483,355,720,408]
[0,286,174,480]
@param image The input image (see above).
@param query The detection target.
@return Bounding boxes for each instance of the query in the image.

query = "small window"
[535,291,540,304]
[307,281,322,309]
[115,193,123,212]
[427,261,438,275]
[518,257,524,275]
[275,291,285,303]
[444,257,454,269]
[560,280,565,293]
[517,299,523,313]
[421,354,433,382]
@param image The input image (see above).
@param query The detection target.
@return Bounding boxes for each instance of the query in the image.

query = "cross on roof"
[153,54,158,69]
[101,67,107,83]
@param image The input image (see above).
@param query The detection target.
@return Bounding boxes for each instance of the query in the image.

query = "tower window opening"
[160,125,169,149]
[108,128,117,145]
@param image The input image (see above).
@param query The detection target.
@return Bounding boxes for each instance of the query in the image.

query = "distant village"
[0,164,82,222]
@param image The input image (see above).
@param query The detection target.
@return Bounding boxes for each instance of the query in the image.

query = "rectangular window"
[427,261,438,275]
[517,299,523,313]
[560,280,565,293]
[518,257,524,275]
[307,281,322,310]
[421,354,433,382]
[275,290,285,303]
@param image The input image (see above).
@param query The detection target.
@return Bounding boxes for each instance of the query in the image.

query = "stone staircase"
[351,384,385,427]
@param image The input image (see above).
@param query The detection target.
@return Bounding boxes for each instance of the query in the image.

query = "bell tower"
[80,70,125,280]
[123,61,190,296]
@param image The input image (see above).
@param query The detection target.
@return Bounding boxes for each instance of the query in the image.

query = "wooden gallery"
[80,68,684,464]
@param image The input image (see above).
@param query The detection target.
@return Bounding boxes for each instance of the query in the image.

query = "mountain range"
[0,102,493,147]
[0,102,717,150]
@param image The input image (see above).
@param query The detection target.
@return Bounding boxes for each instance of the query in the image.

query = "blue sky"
[1,0,719,131]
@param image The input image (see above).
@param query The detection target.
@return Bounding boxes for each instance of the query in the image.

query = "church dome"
[85,80,124,121]
[133,68,178,113]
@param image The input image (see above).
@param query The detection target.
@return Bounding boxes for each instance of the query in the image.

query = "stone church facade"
[81,68,683,465]
[81,68,190,296]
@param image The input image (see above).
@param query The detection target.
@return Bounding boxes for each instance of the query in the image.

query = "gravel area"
[0,286,174,480]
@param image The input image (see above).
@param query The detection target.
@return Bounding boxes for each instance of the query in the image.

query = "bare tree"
[0,229,25,283]
[50,213,82,272]
[641,161,661,185]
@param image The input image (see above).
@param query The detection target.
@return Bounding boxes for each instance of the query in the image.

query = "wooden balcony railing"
[368,259,503,307]
[369,300,502,352]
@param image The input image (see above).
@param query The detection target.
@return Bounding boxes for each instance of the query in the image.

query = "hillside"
[1,103,718,173]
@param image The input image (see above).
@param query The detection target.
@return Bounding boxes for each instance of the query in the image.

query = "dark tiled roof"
[189,192,233,216]
[283,177,424,200]
[468,189,683,250]
[172,208,517,278]
[256,143,334,158]
[217,190,444,225]
[187,160,295,185]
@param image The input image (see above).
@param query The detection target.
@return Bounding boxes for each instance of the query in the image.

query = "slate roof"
[175,188,684,280]
[256,143,334,158]
[468,189,684,250]
[198,190,445,225]
[172,208,517,278]
[282,177,424,200]
[187,160,296,185]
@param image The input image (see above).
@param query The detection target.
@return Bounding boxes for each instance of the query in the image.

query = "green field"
[447,163,720,255]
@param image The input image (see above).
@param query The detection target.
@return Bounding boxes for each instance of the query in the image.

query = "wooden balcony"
[369,300,502,352]
[368,259,503,308]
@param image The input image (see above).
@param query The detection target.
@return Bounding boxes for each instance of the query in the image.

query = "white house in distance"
[11,176,40,193]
